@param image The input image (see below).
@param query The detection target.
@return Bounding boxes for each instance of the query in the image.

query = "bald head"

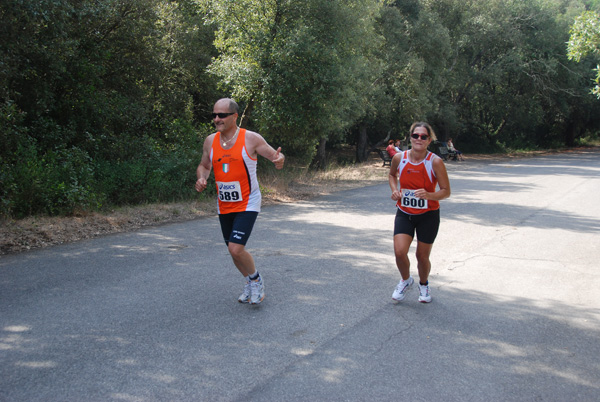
[215,98,239,114]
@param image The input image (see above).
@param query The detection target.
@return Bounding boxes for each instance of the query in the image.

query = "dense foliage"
[1,0,599,217]
[568,10,600,97]
[1,0,219,217]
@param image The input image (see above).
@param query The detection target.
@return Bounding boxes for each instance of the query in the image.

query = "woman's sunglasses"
[411,133,429,140]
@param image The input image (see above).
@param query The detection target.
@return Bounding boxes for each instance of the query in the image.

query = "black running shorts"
[393,208,440,244]
[218,211,259,246]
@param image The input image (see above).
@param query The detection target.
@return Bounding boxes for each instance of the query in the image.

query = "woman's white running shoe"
[418,283,432,303]
[392,277,414,301]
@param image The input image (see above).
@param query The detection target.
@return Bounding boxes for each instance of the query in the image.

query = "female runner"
[389,122,451,303]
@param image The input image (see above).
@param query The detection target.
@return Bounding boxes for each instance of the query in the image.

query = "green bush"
[2,143,100,218]
[1,117,212,218]
[92,122,211,208]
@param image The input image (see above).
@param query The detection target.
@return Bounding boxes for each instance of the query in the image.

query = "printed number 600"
[402,197,426,208]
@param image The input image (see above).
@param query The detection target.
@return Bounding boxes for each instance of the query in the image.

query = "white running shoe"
[392,277,414,301]
[238,280,251,303]
[250,276,265,304]
[418,283,432,303]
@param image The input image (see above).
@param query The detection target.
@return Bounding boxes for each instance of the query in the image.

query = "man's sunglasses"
[211,112,235,119]
[411,133,430,140]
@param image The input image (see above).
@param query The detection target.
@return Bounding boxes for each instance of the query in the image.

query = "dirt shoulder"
[0,148,586,255]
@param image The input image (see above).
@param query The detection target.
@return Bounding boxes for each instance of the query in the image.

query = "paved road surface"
[1,148,599,401]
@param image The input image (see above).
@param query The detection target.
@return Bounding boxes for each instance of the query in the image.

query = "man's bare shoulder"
[243,129,262,140]
[203,132,217,146]
[242,129,266,149]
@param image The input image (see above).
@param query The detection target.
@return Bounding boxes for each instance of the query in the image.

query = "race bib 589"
[217,181,243,202]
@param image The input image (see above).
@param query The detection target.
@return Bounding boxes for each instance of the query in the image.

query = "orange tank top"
[396,151,440,214]
[211,129,261,214]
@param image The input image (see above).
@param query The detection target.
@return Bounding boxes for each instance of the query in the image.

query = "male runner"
[195,98,285,304]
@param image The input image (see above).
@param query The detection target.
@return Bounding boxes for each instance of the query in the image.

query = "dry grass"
[260,157,388,202]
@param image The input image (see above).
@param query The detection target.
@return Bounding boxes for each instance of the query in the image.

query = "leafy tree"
[0,0,218,217]
[203,0,383,166]
[375,1,453,137]
[405,0,600,151]
[567,11,600,98]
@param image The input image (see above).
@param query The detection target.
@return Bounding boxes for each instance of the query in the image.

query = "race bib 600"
[401,188,428,209]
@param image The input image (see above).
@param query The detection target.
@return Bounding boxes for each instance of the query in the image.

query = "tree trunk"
[315,137,327,169]
[564,107,582,147]
[564,120,578,147]
[356,123,369,162]
[239,99,255,128]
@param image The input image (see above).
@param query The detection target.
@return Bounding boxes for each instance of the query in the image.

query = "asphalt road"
[1,148,599,401]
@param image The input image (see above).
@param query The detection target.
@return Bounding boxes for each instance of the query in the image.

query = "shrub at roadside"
[0,117,214,219]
